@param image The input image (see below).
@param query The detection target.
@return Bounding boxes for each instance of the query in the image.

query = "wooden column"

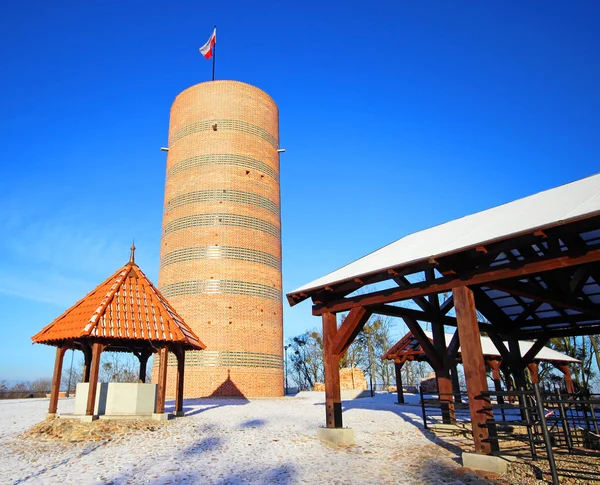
[82,344,92,383]
[451,363,462,403]
[323,312,342,428]
[432,320,455,424]
[137,350,151,383]
[175,347,185,415]
[394,361,405,404]
[508,339,527,390]
[48,345,68,414]
[488,360,503,391]
[501,364,516,403]
[85,342,104,416]
[555,363,575,394]
[527,362,539,384]
[453,286,496,454]
[156,347,169,414]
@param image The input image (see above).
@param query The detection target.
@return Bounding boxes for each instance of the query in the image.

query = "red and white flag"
[200,28,217,59]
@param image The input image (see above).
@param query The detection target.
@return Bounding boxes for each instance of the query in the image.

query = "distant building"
[157,81,283,397]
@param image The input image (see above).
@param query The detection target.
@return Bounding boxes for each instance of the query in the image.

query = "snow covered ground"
[0,392,497,485]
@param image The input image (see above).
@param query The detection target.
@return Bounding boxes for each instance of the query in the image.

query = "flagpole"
[212,25,216,81]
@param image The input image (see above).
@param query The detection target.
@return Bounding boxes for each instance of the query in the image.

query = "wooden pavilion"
[32,246,205,419]
[287,173,600,454]
[383,330,581,404]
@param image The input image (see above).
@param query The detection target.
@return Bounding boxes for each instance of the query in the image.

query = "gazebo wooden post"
[527,362,539,384]
[81,344,92,383]
[394,360,405,404]
[137,350,152,383]
[323,311,342,428]
[85,342,104,417]
[501,364,516,403]
[48,344,68,416]
[488,359,505,420]
[451,363,462,403]
[555,363,575,394]
[432,320,455,424]
[175,346,186,416]
[156,347,169,414]
[488,360,504,394]
[508,339,527,390]
[453,286,497,454]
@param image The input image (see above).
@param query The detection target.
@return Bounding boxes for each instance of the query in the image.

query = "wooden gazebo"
[383,330,581,404]
[287,173,600,454]
[32,246,205,419]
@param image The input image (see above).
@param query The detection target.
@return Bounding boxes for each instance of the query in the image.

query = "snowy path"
[0,392,498,485]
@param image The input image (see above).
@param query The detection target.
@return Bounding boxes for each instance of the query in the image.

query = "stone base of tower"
[152,366,284,398]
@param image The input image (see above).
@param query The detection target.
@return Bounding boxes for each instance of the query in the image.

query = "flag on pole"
[200,28,217,59]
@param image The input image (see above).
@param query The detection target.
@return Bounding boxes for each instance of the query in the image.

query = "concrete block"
[80,415,99,423]
[173,411,185,417]
[45,413,57,420]
[74,383,157,416]
[152,413,171,421]
[316,427,355,446]
[462,452,517,474]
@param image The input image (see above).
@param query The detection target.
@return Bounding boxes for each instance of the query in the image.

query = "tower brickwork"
[156,80,283,397]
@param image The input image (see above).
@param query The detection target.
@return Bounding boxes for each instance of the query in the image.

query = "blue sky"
[1,1,598,380]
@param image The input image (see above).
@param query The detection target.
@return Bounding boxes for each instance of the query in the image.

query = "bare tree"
[287,330,324,390]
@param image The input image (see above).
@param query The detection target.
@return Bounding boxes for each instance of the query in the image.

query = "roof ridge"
[79,264,132,337]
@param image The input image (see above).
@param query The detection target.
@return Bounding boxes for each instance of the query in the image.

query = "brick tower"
[157,80,283,397]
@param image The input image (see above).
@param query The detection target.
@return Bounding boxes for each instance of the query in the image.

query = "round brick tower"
[158,80,283,397]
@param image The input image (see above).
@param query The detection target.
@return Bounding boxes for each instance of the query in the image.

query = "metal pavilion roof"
[383,330,580,364]
[32,251,205,351]
[289,173,600,299]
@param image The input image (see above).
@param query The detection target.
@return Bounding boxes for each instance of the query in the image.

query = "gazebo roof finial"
[130,240,136,264]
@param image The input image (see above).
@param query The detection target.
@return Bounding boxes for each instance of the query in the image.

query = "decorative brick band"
[167,154,279,182]
[164,213,280,239]
[160,246,281,270]
[157,350,283,369]
[170,119,278,148]
[165,190,279,216]
[160,279,282,302]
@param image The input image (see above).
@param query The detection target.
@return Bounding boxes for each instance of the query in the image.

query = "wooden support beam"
[48,345,68,414]
[85,342,104,416]
[323,312,342,428]
[451,363,462,403]
[521,338,549,366]
[453,286,497,455]
[156,347,169,414]
[401,316,443,371]
[137,350,152,383]
[175,346,185,415]
[431,320,455,423]
[332,306,371,356]
[312,248,600,315]
[486,332,514,365]
[446,331,461,361]
[554,363,575,394]
[394,361,405,404]
[488,280,600,318]
[440,295,454,315]
[81,343,92,383]
[394,275,431,312]
[507,339,527,389]
[527,362,540,384]
[372,304,457,326]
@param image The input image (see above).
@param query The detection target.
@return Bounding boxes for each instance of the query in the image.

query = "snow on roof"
[421,331,580,364]
[290,173,600,296]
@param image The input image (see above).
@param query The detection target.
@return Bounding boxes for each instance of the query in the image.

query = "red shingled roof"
[32,257,205,350]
